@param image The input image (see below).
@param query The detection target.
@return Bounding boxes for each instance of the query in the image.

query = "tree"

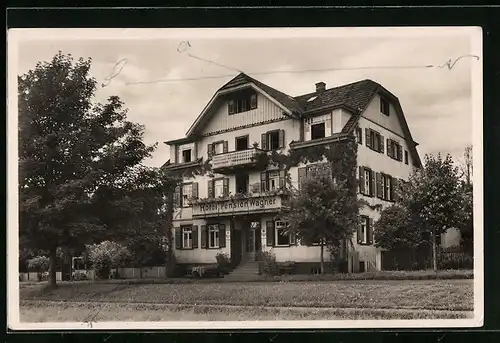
[400,153,463,271]
[18,51,155,287]
[374,205,424,251]
[281,168,362,274]
[86,241,130,279]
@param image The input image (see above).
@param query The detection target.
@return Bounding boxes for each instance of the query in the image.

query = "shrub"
[438,251,473,270]
[27,256,50,281]
[73,272,88,281]
[256,251,278,276]
[86,241,130,279]
[215,252,231,273]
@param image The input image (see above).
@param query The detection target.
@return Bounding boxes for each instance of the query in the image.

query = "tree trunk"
[432,227,437,271]
[49,246,57,288]
[320,242,325,275]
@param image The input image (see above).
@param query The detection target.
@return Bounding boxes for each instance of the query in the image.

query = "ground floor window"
[208,224,220,248]
[358,216,373,245]
[275,220,290,246]
[182,226,193,249]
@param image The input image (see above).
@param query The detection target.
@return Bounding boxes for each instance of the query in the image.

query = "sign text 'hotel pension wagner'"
[192,195,284,217]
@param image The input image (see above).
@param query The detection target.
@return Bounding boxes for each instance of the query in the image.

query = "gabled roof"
[168,72,421,167]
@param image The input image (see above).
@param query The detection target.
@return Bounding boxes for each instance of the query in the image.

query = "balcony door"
[235,135,249,151]
[235,173,249,194]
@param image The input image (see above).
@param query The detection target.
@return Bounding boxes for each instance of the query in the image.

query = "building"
[163,72,423,274]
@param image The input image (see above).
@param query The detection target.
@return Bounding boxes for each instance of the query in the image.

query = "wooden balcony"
[210,148,266,174]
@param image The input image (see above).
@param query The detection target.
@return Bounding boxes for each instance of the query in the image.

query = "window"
[366,128,384,153]
[214,142,224,154]
[182,183,192,207]
[358,216,373,245]
[235,136,249,151]
[182,149,191,163]
[214,179,224,197]
[182,226,193,249]
[235,173,249,194]
[311,122,326,140]
[364,169,371,195]
[275,221,290,246]
[380,97,390,116]
[267,171,280,191]
[404,150,409,165]
[261,170,285,192]
[228,91,257,115]
[208,224,220,248]
[382,174,392,201]
[387,139,403,161]
[268,131,280,150]
[356,127,363,144]
[261,130,285,150]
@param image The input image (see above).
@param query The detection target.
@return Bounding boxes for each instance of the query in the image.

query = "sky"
[14,28,480,168]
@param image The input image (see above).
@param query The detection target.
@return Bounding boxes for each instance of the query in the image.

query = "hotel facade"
[163,73,426,274]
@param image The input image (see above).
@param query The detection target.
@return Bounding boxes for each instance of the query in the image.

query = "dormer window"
[182,149,191,163]
[311,122,326,140]
[228,90,257,115]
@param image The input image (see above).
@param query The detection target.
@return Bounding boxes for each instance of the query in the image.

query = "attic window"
[228,91,257,115]
[380,97,390,116]
[307,96,318,102]
[182,149,192,163]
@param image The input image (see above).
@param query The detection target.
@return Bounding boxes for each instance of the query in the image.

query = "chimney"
[315,82,326,93]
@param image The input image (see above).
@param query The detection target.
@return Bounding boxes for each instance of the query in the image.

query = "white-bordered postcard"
[7,27,483,330]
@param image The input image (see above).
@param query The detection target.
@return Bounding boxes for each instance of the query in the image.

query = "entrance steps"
[224,259,260,281]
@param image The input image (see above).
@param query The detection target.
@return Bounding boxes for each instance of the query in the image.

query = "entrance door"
[246,228,256,261]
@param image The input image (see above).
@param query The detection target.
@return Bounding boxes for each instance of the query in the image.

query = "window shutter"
[261,133,268,151]
[192,182,198,199]
[387,139,392,157]
[260,172,267,192]
[390,176,396,201]
[250,94,257,109]
[266,221,275,246]
[365,128,371,148]
[207,180,214,198]
[358,167,365,194]
[278,130,285,148]
[223,141,228,153]
[368,219,374,244]
[298,167,308,191]
[357,222,362,244]
[228,100,235,114]
[398,144,403,161]
[207,144,213,158]
[219,224,226,248]
[174,186,181,208]
[175,228,182,249]
[223,178,229,196]
[192,225,199,248]
[379,134,385,153]
[370,170,376,197]
[174,146,179,164]
[201,225,207,249]
[376,172,382,198]
[279,170,286,189]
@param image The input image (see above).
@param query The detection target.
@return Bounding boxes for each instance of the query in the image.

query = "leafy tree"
[400,153,463,271]
[374,205,425,251]
[86,241,130,279]
[281,168,363,274]
[18,51,155,287]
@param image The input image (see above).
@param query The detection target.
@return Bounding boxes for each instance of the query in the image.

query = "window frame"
[181,182,193,208]
[382,174,392,201]
[267,170,280,191]
[235,135,249,151]
[213,141,225,155]
[359,216,369,245]
[380,97,390,116]
[208,224,220,249]
[356,127,363,144]
[311,121,326,140]
[274,220,290,247]
[213,178,225,198]
[228,90,257,115]
[181,149,192,163]
[182,226,193,249]
[267,130,281,150]
[364,169,371,195]
[404,150,409,165]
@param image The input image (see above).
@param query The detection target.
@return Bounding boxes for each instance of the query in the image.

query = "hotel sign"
[192,195,283,217]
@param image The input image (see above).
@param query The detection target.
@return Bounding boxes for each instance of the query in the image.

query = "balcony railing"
[210,148,263,171]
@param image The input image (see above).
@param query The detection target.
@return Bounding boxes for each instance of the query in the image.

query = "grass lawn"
[20,299,472,322]
[20,279,473,322]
